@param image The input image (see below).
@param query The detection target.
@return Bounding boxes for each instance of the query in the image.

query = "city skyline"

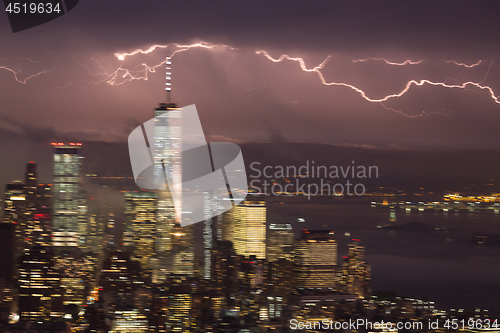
[0,144,382,328]
[0,117,499,330]
[2,1,500,331]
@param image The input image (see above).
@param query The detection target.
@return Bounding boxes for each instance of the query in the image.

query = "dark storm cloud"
[4,1,500,57]
[0,119,136,193]
[2,1,500,150]
[0,115,58,143]
[0,114,140,144]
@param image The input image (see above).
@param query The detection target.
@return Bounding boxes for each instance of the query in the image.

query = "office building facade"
[52,143,82,250]
[266,223,294,262]
[295,230,337,289]
[233,196,267,259]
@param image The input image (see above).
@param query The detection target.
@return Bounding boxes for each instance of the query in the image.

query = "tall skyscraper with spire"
[153,57,194,277]
[154,57,180,252]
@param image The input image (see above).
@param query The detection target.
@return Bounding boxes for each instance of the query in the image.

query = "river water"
[267,195,500,316]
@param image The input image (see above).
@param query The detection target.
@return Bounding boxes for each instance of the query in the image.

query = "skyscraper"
[0,222,15,323]
[86,204,111,254]
[0,223,15,284]
[112,310,149,332]
[77,190,88,250]
[52,142,82,250]
[203,212,214,279]
[211,241,238,301]
[124,191,158,270]
[4,163,53,255]
[203,192,225,279]
[30,183,53,248]
[24,162,39,249]
[25,161,37,202]
[233,195,267,259]
[154,58,195,278]
[339,239,371,298]
[4,162,52,257]
[4,181,27,256]
[266,223,294,262]
[163,277,194,332]
[217,208,234,242]
[18,246,64,321]
[169,224,195,276]
[99,250,144,311]
[295,229,337,289]
[154,58,181,252]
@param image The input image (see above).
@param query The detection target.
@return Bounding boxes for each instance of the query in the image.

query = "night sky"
[1,1,500,183]
[3,1,500,314]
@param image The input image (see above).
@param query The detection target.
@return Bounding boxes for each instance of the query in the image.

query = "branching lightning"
[0,43,237,89]
[0,41,498,117]
[256,50,499,116]
[0,53,58,84]
[255,50,331,72]
[114,41,237,61]
[0,65,52,84]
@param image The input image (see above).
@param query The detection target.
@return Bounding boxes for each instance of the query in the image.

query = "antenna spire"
[165,56,172,104]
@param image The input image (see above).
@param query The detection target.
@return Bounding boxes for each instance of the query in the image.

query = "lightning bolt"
[0,43,238,89]
[114,41,237,61]
[256,50,499,116]
[60,42,238,87]
[0,53,58,84]
[444,59,482,68]
[379,103,450,118]
[1,41,498,118]
[256,50,331,72]
[480,60,495,84]
[351,57,424,66]
[0,66,52,84]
